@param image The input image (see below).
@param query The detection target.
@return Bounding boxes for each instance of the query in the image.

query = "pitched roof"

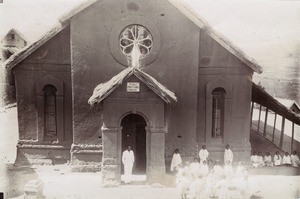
[2,23,67,70]
[88,67,177,106]
[59,0,262,74]
[0,28,29,44]
[275,97,300,111]
[252,82,300,125]
[4,0,263,73]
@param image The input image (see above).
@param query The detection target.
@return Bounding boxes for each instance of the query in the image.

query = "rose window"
[119,25,153,59]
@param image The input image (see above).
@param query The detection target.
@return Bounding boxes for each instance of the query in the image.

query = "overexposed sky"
[1,0,300,64]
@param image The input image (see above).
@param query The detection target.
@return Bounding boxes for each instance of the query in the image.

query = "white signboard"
[127,82,140,92]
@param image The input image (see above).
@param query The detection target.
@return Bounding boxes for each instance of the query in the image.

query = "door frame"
[119,113,148,175]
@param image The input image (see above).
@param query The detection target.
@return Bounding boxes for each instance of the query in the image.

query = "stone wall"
[14,26,73,165]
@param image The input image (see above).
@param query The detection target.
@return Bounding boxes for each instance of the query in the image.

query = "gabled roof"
[1,28,29,44]
[2,23,67,70]
[59,0,262,74]
[275,97,300,111]
[3,0,263,73]
[88,67,177,106]
[252,82,300,125]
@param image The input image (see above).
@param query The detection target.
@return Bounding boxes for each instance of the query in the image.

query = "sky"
[0,0,300,81]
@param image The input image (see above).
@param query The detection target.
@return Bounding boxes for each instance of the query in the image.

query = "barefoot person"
[122,146,135,184]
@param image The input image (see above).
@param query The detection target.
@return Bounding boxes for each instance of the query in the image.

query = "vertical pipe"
[263,108,269,137]
[279,117,285,149]
[272,113,277,143]
[257,105,262,133]
[291,122,295,153]
[250,102,254,127]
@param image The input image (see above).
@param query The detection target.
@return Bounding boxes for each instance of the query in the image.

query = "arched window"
[43,85,57,141]
[212,87,226,138]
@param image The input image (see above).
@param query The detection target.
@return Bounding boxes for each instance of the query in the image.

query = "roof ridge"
[88,67,177,106]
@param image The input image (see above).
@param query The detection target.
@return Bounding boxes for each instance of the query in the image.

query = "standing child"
[199,160,209,177]
[190,158,200,180]
[224,145,233,165]
[171,148,183,173]
[199,145,209,164]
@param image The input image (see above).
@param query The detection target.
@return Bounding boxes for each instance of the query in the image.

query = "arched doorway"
[121,114,147,174]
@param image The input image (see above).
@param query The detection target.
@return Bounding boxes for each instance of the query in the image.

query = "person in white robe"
[176,166,189,199]
[199,160,209,177]
[250,152,259,168]
[282,152,292,166]
[224,160,234,179]
[189,158,200,180]
[213,160,224,180]
[291,151,300,167]
[122,146,135,184]
[257,152,265,167]
[234,162,249,199]
[224,145,233,164]
[264,152,273,167]
[273,151,282,166]
[170,148,182,173]
[215,175,229,199]
[199,145,209,164]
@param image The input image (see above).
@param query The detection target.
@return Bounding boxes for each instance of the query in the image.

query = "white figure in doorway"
[122,146,135,184]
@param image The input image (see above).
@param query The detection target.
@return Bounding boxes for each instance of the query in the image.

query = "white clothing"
[250,155,258,168]
[257,156,265,166]
[213,165,224,178]
[282,155,291,165]
[199,149,209,163]
[170,153,182,172]
[264,155,273,166]
[199,164,209,177]
[273,154,282,166]
[224,149,233,164]
[122,150,134,183]
[189,162,200,179]
[224,165,234,178]
[216,179,229,199]
[291,154,300,167]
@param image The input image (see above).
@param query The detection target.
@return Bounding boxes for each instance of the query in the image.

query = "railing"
[250,102,300,153]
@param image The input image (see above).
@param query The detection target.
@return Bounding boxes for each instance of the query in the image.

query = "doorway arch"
[121,113,147,174]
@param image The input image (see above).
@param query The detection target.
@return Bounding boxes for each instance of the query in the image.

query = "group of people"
[170,145,300,199]
[171,145,233,173]
[250,151,300,168]
[170,145,248,199]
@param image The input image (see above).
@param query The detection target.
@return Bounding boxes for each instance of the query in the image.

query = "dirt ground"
[1,163,299,199]
[1,107,300,199]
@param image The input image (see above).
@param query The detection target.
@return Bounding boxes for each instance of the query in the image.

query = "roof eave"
[59,0,99,24]
[3,23,68,71]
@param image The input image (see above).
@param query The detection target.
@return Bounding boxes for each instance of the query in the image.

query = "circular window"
[109,16,161,67]
[119,25,153,60]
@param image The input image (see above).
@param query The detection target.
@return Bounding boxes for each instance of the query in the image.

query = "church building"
[4,0,263,185]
